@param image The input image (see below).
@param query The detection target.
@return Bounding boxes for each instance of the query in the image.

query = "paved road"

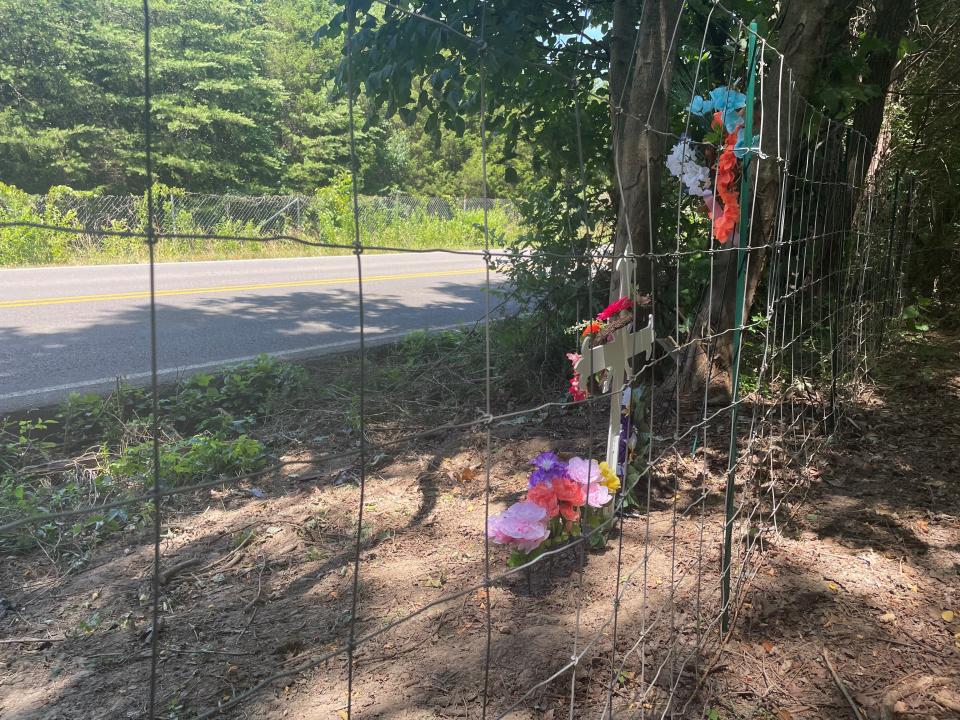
[0,253,496,412]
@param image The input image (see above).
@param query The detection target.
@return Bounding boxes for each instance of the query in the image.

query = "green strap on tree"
[721,21,759,636]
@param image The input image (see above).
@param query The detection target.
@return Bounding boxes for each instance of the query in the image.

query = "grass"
[0,355,300,567]
[0,181,519,267]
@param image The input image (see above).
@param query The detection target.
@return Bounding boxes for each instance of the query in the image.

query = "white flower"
[665,138,712,198]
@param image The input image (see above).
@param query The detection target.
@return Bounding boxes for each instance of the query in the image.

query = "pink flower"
[487,500,550,552]
[566,352,587,402]
[597,297,633,322]
[566,456,612,508]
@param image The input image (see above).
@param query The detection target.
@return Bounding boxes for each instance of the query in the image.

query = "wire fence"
[22,191,516,235]
[0,1,919,719]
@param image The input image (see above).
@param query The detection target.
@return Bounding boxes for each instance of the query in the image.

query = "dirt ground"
[1,333,958,720]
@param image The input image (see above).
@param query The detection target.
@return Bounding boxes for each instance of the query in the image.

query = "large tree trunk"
[680,0,860,398]
[609,0,683,301]
[850,0,913,189]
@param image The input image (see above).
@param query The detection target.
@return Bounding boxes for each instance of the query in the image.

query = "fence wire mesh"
[0,1,921,719]
[0,191,516,253]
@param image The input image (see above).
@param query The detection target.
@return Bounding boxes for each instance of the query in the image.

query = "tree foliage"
[0,0,493,196]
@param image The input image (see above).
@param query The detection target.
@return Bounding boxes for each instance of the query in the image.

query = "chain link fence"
[29,191,516,235]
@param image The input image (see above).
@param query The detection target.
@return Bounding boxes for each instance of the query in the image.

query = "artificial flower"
[597,297,633,322]
[712,126,742,243]
[709,86,746,111]
[566,352,588,401]
[598,461,621,492]
[567,456,613,508]
[734,130,759,160]
[689,87,745,117]
[689,95,712,115]
[552,476,587,520]
[527,481,559,518]
[665,138,712,198]
[529,451,567,487]
[568,375,587,402]
[581,321,602,337]
[487,500,550,552]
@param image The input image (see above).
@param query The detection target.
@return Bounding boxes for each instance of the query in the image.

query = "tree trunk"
[609,0,683,301]
[680,0,859,399]
[850,0,913,189]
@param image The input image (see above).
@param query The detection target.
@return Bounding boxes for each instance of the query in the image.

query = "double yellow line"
[0,268,486,310]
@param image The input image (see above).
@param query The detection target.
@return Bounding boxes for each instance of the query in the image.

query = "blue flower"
[734,129,759,159]
[709,86,746,113]
[689,95,713,115]
[722,108,742,133]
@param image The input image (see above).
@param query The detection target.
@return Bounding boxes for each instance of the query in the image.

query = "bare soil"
[1,333,958,720]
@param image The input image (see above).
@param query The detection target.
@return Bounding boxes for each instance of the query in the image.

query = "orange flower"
[528,483,560,518]
[713,127,741,244]
[581,321,602,337]
[553,477,586,521]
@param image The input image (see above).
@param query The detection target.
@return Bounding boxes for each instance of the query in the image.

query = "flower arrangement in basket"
[487,451,621,566]
[665,86,758,244]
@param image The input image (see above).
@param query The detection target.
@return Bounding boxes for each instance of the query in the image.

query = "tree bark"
[609,0,683,301]
[850,0,913,189]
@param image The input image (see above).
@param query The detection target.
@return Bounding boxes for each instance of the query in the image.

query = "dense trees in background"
[0,0,499,196]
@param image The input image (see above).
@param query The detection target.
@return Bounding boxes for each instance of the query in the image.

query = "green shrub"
[108,433,267,488]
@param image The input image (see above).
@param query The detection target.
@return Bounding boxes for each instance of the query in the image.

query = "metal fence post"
[721,20,759,636]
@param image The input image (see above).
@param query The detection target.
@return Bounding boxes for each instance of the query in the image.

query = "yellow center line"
[0,268,487,310]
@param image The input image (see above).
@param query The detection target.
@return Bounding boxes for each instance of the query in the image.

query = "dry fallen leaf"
[762,640,775,654]
[827,581,840,593]
[777,710,794,720]
[337,711,349,720]
[879,611,896,623]
[942,610,955,623]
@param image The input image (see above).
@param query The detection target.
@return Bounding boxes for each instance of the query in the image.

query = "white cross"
[573,256,654,473]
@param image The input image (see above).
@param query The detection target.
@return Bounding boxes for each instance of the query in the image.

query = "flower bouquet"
[488,451,621,566]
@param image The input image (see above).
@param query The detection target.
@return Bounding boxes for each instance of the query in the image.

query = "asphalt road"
[0,252,496,412]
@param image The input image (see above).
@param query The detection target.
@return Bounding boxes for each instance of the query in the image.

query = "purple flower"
[529,451,568,487]
[487,501,550,552]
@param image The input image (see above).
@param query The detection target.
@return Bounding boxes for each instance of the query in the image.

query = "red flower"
[552,477,586,521]
[569,375,587,402]
[528,482,560,518]
[597,297,633,322]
